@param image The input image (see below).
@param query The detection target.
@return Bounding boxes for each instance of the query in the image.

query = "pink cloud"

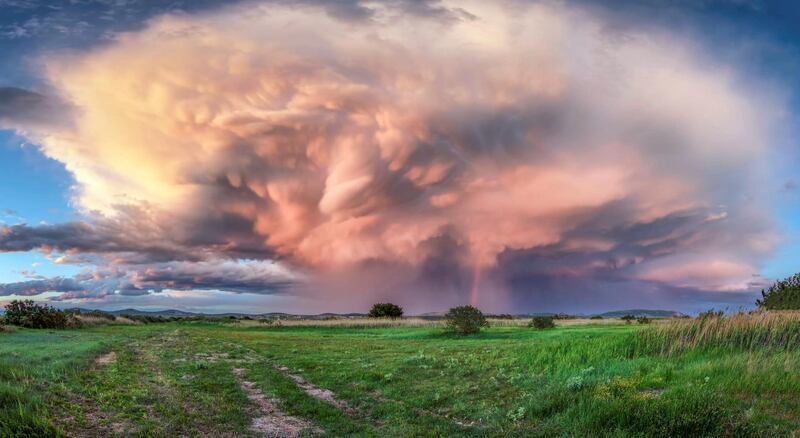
[0,1,785,311]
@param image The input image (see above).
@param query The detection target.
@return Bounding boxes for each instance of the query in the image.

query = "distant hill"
[63,308,367,319]
[598,309,686,318]
[106,308,198,317]
[45,307,684,319]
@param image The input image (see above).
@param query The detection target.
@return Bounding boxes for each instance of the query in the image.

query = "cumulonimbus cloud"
[0,0,786,311]
[0,86,71,130]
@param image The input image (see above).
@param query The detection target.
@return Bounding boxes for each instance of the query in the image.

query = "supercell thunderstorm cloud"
[0,0,792,313]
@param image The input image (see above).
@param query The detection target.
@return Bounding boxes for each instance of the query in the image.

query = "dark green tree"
[757,273,800,310]
[368,302,404,318]
[444,305,488,335]
[528,316,556,329]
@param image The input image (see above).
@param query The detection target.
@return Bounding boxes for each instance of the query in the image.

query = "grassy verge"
[214,323,798,436]
[0,325,153,436]
[1,317,799,436]
[57,326,261,437]
[633,311,800,354]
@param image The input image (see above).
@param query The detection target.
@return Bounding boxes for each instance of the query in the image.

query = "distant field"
[232,316,631,328]
[1,316,799,437]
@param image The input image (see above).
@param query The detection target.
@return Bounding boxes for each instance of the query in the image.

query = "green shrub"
[589,315,603,320]
[698,309,724,320]
[82,309,117,321]
[636,316,651,324]
[122,314,172,324]
[528,316,556,329]
[3,300,80,329]
[368,302,404,318]
[757,273,800,310]
[444,305,488,335]
[621,314,636,324]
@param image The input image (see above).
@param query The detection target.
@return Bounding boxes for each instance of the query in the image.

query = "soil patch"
[232,367,320,437]
[274,365,356,415]
[94,352,117,366]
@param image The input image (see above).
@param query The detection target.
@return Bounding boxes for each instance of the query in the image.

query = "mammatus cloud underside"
[0,0,786,313]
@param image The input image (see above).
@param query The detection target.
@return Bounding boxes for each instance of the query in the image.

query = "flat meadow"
[1,314,799,437]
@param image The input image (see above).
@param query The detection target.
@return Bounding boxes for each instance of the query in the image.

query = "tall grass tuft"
[633,311,800,355]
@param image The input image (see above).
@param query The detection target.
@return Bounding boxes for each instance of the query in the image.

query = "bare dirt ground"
[94,351,117,366]
[58,393,133,438]
[273,365,357,415]
[232,367,321,437]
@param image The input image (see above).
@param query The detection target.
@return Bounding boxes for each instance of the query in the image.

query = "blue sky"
[0,0,799,314]
[0,0,234,284]
[0,131,78,283]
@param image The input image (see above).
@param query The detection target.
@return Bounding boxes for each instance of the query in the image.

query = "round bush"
[368,302,404,318]
[621,314,636,324]
[444,305,488,335]
[757,273,800,310]
[528,316,556,329]
[3,300,80,329]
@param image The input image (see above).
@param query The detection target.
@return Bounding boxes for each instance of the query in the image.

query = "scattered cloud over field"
[0,0,787,312]
[0,259,300,300]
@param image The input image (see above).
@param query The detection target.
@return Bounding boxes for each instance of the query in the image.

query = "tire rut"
[232,367,322,438]
[273,365,357,416]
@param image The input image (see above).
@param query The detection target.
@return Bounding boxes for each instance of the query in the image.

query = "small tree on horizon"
[444,305,488,335]
[368,302,404,318]
[528,316,555,329]
[757,273,800,310]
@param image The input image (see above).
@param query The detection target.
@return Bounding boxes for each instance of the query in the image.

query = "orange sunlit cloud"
[0,1,785,312]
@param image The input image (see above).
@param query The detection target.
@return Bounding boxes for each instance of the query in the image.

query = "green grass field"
[2,318,799,437]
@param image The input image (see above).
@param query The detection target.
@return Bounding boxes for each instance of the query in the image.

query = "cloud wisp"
[0,259,301,300]
[0,1,786,312]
